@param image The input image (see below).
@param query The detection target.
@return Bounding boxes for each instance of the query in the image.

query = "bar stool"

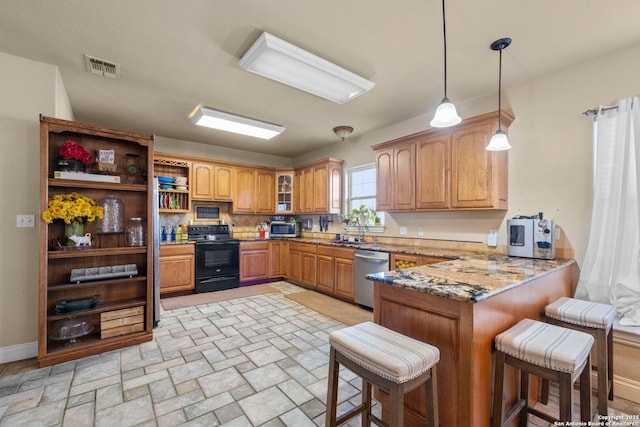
[492,318,594,426]
[543,297,617,415]
[325,321,440,427]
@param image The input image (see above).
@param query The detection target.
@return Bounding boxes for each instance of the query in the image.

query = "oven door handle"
[200,276,238,284]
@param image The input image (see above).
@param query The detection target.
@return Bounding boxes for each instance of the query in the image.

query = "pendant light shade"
[333,126,354,141]
[486,38,512,151]
[430,0,461,128]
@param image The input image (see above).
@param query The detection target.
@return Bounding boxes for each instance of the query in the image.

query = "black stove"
[188,224,240,293]
[188,224,238,243]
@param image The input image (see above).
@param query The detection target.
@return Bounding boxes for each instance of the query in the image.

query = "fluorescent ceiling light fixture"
[239,32,375,104]
[190,106,285,140]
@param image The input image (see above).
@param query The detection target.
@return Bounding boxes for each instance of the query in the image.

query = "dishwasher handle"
[355,254,389,262]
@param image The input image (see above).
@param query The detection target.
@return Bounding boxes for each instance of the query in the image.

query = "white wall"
[0,52,73,361]
[294,43,640,265]
[154,136,292,168]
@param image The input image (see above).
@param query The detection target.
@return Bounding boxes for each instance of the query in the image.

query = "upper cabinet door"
[191,162,214,200]
[375,149,393,212]
[212,164,233,201]
[392,142,415,210]
[255,169,275,213]
[232,167,257,213]
[451,120,499,209]
[415,133,450,210]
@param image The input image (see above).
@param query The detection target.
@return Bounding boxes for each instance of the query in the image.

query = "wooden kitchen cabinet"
[212,163,233,201]
[375,141,415,211]
[38,116,154,367]
[159,244,195,294]
[415,132,450,209]
[275,170,294,214]
[288,242,317,288]
[240,241,270,283]
[317,246,355,301]
[269,241,287,278]
[191,161,214,200]
[294,158,343,214]
[451,114,510,209]
[373,111,512,211]
[232,167,275,214]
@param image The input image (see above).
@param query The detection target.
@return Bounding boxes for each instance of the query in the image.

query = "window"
[344,163,383,230]
[347,164,376,212]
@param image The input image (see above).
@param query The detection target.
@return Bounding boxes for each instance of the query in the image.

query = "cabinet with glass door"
[275,170,294,214]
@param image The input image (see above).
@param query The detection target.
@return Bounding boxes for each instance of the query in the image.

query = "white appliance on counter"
[507,212,556,259]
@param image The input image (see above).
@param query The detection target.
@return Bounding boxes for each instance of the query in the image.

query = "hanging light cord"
[441,0,448,99]
[497,47,502,131]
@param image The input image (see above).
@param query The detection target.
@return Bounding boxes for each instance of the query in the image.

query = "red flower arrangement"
[60,140,92,165]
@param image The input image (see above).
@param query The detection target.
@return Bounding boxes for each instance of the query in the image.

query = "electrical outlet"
[488,229,498,247]
[17,214,35,228]
[417,225,424,236]
[399,227,408,235]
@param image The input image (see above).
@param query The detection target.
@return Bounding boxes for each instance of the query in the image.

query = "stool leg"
[325,347,339,427]
[519,370,530,427]
[596,329,608,415]
[425,367,439,427]
[607,327,614,401]
[580,355,592,422]
[388,382,404,426]
[558,372,573,422]
[361,378,371,426]
[539,379,550,404]
[492,351,506,427]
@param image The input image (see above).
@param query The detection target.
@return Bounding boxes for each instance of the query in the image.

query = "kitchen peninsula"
[367,255,579,426]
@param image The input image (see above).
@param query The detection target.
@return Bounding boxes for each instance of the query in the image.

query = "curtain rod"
[583,105,619,117]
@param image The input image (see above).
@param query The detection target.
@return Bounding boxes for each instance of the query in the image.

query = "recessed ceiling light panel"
[190,106,285,140]
[239,32,374,104]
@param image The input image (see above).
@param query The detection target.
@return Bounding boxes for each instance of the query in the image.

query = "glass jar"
[97,195,124,233]
[126,217,145,246]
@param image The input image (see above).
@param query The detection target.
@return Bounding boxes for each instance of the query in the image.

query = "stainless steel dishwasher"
[354,249,390,309]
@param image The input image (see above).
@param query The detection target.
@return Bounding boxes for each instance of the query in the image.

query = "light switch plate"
[399,227,408,235]
[417,225,424,236]
[17,214,35,228]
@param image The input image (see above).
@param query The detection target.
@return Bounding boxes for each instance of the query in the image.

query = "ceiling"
[1,1,639,158]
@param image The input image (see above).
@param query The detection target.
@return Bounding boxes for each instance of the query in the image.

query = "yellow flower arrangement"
[42,192,104,225]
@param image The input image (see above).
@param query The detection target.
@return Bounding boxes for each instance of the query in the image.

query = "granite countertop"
[159,234,571,303]
[367,255,576,303]
[239,237,575,303]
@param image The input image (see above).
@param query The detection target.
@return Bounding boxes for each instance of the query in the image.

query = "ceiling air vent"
[84,55,120,79]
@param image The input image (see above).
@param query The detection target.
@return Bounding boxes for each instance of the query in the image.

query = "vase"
[57,157,86,173]
[65,222,84,245]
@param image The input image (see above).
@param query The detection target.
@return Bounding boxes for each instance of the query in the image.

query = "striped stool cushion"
[545,297,617,329]
[329,322,440,383]
[495,318,593,374]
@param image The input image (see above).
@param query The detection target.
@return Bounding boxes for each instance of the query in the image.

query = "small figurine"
[68,233,92,247]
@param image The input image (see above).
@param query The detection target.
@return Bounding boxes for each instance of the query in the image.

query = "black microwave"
[269,222,300,238]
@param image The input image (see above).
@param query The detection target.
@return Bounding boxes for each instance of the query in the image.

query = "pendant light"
[486,38,512,151]
[430,0,461,128]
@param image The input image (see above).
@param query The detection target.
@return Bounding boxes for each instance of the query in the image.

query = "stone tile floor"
[0,281,638,426]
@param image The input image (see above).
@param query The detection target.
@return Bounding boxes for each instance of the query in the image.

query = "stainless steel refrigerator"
[152,177,160,327]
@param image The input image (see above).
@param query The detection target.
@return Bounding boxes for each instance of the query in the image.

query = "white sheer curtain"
[575,97,640,325]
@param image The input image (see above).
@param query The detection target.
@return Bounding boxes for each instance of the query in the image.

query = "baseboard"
[0,341,37,364]
[614,374,640,404]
